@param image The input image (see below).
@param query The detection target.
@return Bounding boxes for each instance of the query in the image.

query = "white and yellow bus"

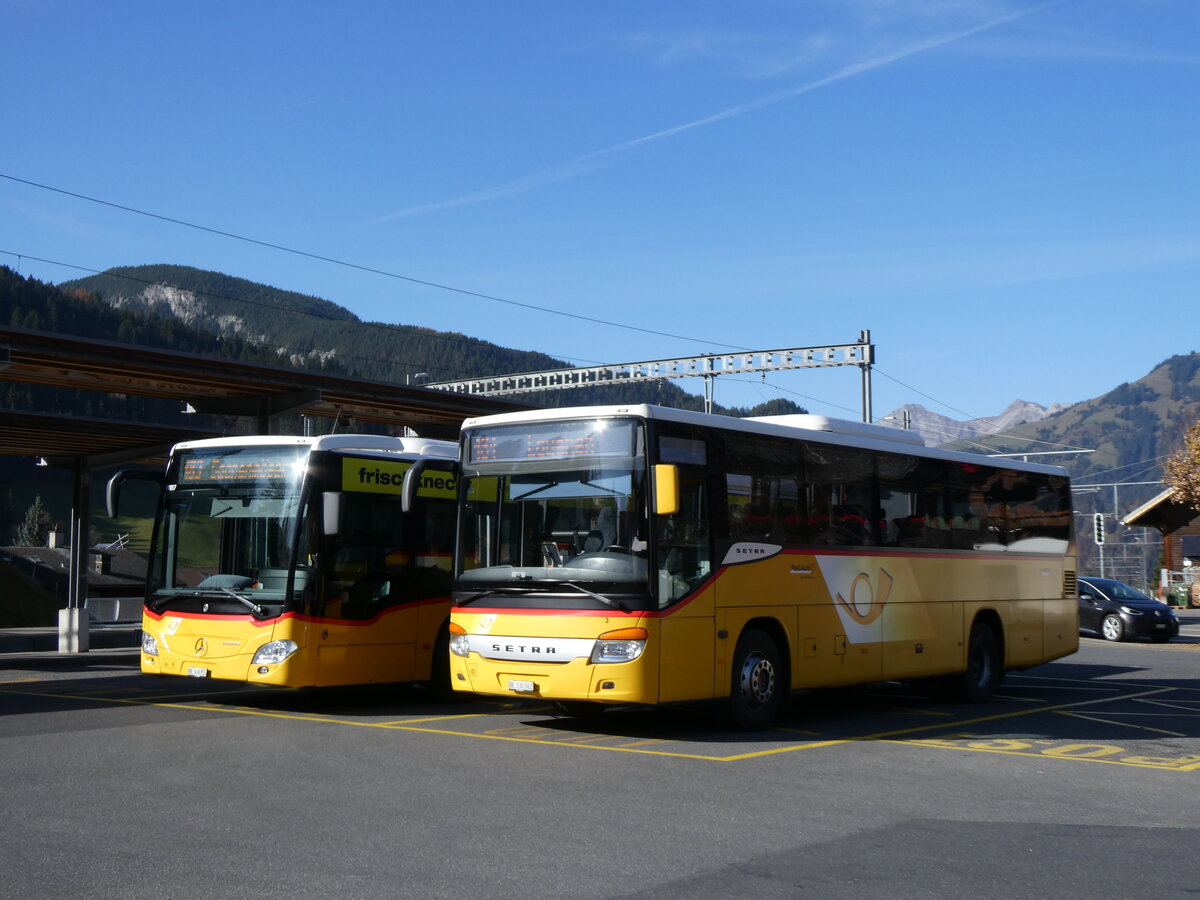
[448,405,1077,727]
[108,434,458,688]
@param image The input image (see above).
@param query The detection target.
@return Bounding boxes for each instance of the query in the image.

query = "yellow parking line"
[1056,710,1187,738]
[377,712,500,725]
[4,682,1195,768]
[715,686,1177,762]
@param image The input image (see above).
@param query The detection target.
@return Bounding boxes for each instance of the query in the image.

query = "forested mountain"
[943,353,1200,576]
[949,353,1200,492]
[55,264,743,412]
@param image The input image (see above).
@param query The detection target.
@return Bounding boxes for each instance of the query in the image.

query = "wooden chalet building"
[1124,488,1200,605]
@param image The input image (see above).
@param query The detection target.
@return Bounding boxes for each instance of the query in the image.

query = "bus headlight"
[449,622,470,657]
[141,631,159,656]
[590,627,647,664]
[252,640,298,665]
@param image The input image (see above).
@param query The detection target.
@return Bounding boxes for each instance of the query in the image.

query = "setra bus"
[108,433,459,688]
[447,405,1077,727]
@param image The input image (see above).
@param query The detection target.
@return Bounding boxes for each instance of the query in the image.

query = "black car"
[1077,576,1179,643]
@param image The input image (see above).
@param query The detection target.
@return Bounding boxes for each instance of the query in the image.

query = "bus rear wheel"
[959,621,1002,703]
[727,629,784,730]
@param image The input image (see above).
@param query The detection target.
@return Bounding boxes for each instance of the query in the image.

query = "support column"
[58,463,91,653]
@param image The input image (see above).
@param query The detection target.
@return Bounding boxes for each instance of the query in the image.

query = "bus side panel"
[1005,598,1049,668]
[415,600,451,682]
[880,558,960,682]
[658,588,716,703]
[704,556,802,696]
[1044,595,1079,661]
[312,603,442,687]
[802,553,884,689]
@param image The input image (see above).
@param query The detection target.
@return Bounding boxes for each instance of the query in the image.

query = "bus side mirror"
[402,459,459,513]
[322,492,344,537]
[654,464,679,516]
[105,468,163,518]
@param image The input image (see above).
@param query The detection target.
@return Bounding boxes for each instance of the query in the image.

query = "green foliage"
[14,494,48,546]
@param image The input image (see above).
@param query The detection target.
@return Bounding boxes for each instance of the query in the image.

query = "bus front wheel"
[555,701,606,719]
[727,629,784,730]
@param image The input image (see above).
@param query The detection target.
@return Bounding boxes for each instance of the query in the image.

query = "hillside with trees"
[946,353,1200,577]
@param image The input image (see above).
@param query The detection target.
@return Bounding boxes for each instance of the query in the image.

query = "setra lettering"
[491,643,556,655]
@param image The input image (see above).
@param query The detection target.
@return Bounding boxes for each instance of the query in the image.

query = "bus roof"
[460,404,1069,477]
[171,433,457,459]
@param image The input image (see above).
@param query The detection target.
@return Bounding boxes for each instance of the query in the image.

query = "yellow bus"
[448,405,1077,728]
[108,434,458,688]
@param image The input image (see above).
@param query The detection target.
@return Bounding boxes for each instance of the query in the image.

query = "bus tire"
[427,622,454,701]
[727,628,784,730]
[554,701,606,720]
[959,620,1002,703]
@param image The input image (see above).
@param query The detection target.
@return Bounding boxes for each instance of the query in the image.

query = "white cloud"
[371,3,1049,223]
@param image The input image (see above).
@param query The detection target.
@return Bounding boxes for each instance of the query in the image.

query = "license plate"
[508,680,536,693]
[1155,623,1166,629]
[187,667,211,678]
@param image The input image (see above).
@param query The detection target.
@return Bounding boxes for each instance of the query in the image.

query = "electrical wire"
[0,173,753,351]
[0,251,601,383]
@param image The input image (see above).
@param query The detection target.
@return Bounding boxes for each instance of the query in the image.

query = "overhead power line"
[0,172,751,350]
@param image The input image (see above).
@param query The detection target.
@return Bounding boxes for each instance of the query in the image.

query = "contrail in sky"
[372,4,1047,223]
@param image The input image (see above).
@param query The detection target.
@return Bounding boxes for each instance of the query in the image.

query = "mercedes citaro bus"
[108,434,458,688]
[447,405,1077,728]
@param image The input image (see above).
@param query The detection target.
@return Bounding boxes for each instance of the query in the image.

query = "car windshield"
[1082,579,1153,602]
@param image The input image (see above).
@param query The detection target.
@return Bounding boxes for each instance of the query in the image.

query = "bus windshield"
[147,445,310,611]
[456,419,653,605]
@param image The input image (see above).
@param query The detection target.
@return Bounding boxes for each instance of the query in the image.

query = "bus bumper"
[450,653,653,704]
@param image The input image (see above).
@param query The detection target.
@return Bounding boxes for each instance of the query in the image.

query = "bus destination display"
[177,449,305,485]
[470,420,635,463]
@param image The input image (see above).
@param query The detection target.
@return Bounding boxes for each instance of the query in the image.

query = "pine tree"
[14,494,48,547]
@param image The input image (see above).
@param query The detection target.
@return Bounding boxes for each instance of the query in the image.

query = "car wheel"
[727,628,784,730]
[1101,613,1125,642]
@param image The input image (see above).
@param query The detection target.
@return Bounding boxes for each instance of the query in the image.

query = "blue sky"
[2,0,1197,423]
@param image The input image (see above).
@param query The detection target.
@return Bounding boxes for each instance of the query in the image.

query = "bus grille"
[1063,571,1077,598]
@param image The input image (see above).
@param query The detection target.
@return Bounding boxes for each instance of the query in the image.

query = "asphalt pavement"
[2,630,1199,899]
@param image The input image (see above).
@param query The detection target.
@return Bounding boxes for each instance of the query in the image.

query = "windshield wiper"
[455,586,538,606]
[221,586,266,617]
[562,581,628,612]
[151,586,268,617]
